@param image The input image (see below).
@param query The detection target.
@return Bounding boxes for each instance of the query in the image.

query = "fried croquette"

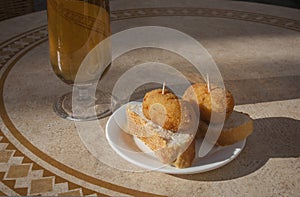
[183,83,234,124]
[142,89,182,131]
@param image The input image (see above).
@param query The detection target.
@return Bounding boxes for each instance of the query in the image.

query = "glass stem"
[73,85,95,110]
[77,86,90,101]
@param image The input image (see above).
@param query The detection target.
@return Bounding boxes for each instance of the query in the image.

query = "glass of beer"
[47,0,111,121]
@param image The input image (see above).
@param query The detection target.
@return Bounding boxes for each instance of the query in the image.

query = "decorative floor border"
[0,7,299,196]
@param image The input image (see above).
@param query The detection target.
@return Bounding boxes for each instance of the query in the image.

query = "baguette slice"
[126,103,196,168]
[197,111,253,146]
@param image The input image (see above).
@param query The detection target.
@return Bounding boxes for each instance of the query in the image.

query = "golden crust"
[126,108,149,136]
[142,89,181,131]
[139,134,167,151]
[182,83,235,124]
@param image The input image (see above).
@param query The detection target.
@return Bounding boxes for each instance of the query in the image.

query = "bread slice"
[197,111,253,146]
[126,103,196,168]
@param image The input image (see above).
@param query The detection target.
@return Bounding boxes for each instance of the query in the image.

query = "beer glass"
[47,0,111,120]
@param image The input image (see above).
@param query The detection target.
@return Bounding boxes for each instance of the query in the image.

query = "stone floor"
[237,0,300,9]
[32,0,300,11]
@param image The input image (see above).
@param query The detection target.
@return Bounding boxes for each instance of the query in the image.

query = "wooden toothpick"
[162,82,166,94]
[207,73,210,93]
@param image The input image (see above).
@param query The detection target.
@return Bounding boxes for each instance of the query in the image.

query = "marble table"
[0,0,299,196]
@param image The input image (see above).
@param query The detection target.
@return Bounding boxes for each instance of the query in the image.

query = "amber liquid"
[47,0,110,84]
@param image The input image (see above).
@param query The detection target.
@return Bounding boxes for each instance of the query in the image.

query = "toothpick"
[207,73,210,93]
[162,82,166,94]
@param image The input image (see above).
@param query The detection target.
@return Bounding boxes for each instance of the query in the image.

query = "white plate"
[105,102,246,174]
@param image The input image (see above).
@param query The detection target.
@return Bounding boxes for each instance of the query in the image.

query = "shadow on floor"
[235,0,300,9]
[225,75,300,105]
[172,116,300,181]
